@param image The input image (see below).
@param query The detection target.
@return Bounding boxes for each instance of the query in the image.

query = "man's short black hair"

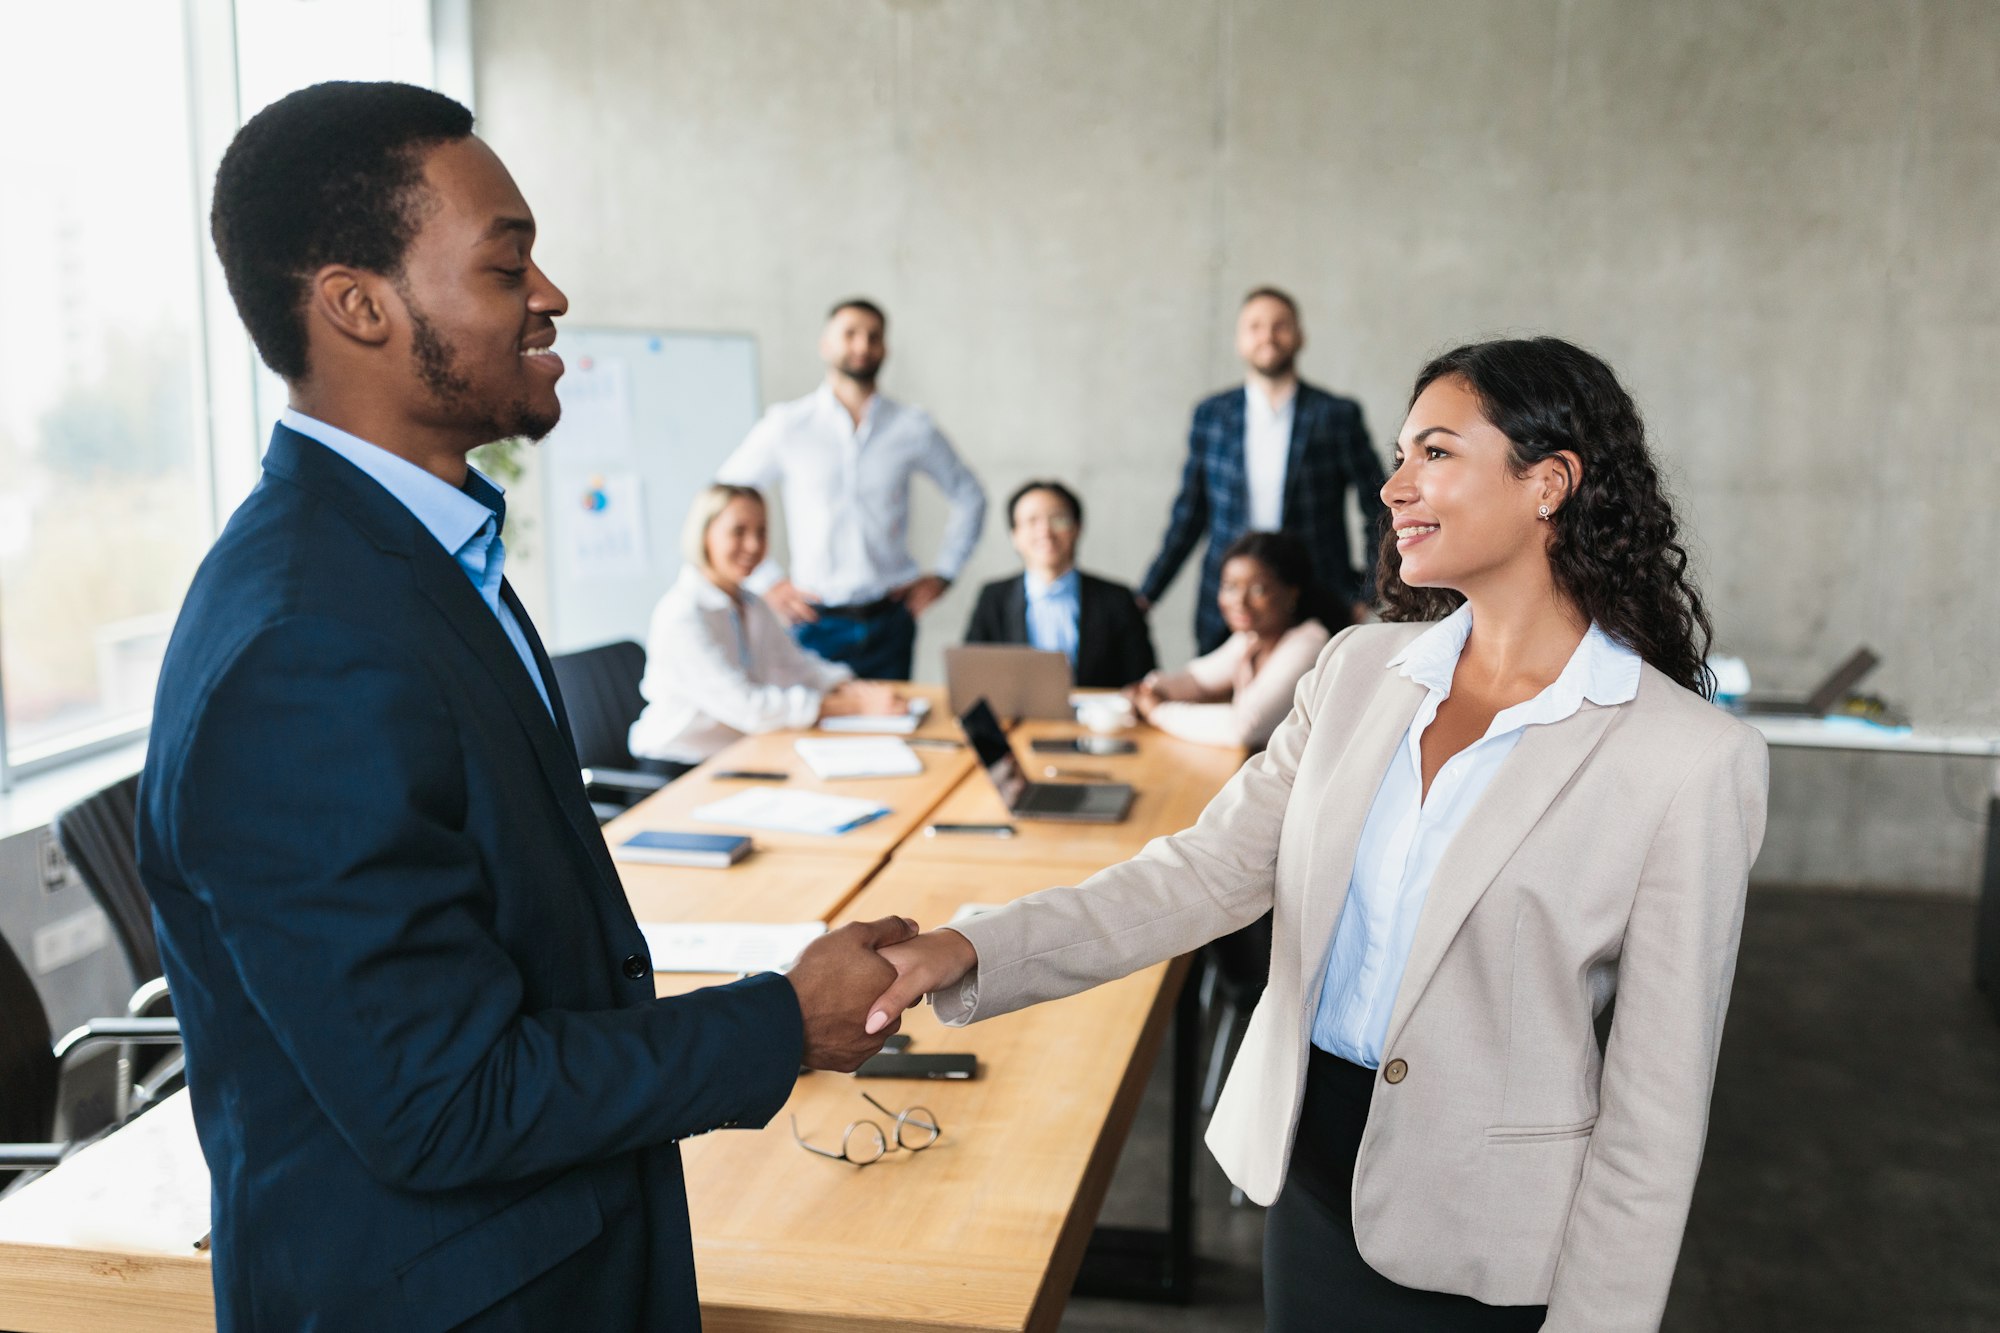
[211,81,475,381]
[1006,479,1083,530]
[826,297,888,327]
[1241,286,1301,320]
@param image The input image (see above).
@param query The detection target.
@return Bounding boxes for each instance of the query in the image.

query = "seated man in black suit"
[964,480,1156,688]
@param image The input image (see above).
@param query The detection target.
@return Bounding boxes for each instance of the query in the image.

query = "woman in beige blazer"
[869,337,1769,1331]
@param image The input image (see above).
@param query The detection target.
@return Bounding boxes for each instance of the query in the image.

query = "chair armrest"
[580,767,669,797]
[52,1017,182,1063]
[0,1143,67,1170]
[128,975,173,1019]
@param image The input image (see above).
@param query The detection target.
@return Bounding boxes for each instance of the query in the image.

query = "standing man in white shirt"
[716,298,987,680]
[1137,287,1388,654]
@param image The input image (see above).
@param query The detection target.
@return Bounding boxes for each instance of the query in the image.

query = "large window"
[0,0,462,787]
[0,2,214,775]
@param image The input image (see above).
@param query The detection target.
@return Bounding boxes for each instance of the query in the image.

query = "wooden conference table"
[0,686,1247,1333]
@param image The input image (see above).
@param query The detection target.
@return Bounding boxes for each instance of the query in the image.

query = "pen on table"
[906,737,964,750]
[1043,766,1114,781]
[195,1231,211,1252]
[710,769,789,781]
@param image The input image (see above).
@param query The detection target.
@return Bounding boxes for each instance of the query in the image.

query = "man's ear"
[306,265,397,351]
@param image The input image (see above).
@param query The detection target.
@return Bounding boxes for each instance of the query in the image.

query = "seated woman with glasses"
[629,484,905,779]
[963,479,1156,688]
[1127,530,1343,750]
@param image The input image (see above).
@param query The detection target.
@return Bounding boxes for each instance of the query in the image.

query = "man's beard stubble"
[409,304,561,445]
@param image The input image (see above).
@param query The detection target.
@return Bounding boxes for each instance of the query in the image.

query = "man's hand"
[893,574,950,617]
[766,579,820,625]
[786,916,918,1071]
[865,929,980,1036]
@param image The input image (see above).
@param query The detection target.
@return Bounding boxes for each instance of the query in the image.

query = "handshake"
[784,918,980,1071]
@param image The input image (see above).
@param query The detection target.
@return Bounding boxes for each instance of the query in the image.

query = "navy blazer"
[961,570,1157,689]
[1138,381,1387,652]
[138,425,802,1332]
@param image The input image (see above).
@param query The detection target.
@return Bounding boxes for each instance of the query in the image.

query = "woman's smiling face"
[1382,374,1562,595]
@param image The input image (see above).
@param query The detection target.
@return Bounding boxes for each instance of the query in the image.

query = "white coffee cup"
[1076,695,1135,734]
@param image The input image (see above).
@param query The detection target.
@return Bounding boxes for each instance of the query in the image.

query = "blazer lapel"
[1379,703,1619,1055]
[407,545,611,875]
[1073,577,1101,684]
[1008,576,1031,644]
[1279,385,1319,529]
[1296,669,1429,993]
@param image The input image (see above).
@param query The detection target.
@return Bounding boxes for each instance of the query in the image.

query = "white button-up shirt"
[627,567,855,764]
[1310,605,1642,1067]
[1243,384,1296,533]
[716,383,987,607]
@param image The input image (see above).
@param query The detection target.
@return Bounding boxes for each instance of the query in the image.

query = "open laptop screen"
[959,698,1028,807]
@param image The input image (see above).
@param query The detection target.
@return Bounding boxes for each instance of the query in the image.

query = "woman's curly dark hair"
[1376,337,1715,698]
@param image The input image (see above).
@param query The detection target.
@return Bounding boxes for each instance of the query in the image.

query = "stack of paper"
[793,737,923,779]
[639,921,826,974]
[817,698,933,734]
[691,787,891,836]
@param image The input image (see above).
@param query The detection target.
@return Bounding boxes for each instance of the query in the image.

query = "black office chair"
[52,774,158,986]
[0,932,181,1193]
[547,640,670,821]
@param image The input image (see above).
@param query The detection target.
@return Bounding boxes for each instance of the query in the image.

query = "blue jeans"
[793,604,917,681]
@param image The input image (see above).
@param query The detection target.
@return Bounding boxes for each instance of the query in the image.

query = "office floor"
[1062,886,2000,1332]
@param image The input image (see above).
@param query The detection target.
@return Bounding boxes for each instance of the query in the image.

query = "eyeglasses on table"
[790,1092,942,1166]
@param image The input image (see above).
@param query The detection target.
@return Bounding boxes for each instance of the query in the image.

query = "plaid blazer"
[1139,382,1387,652]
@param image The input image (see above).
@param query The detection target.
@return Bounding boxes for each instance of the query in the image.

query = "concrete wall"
[473,0,2000,893]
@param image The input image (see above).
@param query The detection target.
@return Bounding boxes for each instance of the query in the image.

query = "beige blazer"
[937,622,1769,1329]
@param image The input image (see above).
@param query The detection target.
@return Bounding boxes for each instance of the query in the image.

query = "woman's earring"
[1538,504,1551,520]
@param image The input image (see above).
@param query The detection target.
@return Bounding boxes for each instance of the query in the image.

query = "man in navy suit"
[1136,288,1388,654]
[137,82,910,1332]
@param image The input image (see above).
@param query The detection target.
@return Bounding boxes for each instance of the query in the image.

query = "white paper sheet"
[690,788,891,836]
[639,921,826,974]
[815,698,933,734]
[0,1091,210,1254]
[792,737,923,779]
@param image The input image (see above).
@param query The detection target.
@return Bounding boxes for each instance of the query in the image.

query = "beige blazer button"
[1383,1058,1408,1084]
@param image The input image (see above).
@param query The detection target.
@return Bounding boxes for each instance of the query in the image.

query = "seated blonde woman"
[1128,531,1342,750]
[629,484,904,778]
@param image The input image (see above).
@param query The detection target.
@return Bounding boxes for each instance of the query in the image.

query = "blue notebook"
[612,830,753,869]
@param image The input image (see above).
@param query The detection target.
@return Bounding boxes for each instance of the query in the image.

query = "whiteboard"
[538,328,760,653]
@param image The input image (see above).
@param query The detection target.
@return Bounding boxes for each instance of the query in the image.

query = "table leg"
[1073,969,1200,1303]
[1975,780,2000,1025]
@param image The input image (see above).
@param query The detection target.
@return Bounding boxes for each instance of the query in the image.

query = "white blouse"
[1144,618,1332,749]
[627,567,853,764]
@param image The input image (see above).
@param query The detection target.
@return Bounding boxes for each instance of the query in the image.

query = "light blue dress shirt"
[1023,568,1081,667]
[280,409,553,718]
[1310,605,1641,1067]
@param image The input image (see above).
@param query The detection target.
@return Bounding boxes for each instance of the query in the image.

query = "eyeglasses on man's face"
[791,1092,943,1166]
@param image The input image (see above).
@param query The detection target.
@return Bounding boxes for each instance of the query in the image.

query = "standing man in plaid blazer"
[1137,288,1388,654]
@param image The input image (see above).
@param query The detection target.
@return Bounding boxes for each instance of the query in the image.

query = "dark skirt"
[1262,1047,1549,1332]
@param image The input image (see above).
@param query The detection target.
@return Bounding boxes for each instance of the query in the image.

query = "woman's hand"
[1126,679,1162,719]
[864,928,979,1035]
[820,681,906,717]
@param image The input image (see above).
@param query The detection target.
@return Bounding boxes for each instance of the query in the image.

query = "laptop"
[959,699,1135,823]
[1740,647,1880,717]
[945,645,1074,721]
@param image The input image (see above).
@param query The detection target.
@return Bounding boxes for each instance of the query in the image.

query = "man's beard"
[1251,350,1296,379]
[838,355,882,388]
[409,303,561,444]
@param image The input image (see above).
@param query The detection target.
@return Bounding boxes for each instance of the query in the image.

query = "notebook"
[638,921,826,974]
[690,787,892,836]
[793,737,923,779]
[611,830,752,868]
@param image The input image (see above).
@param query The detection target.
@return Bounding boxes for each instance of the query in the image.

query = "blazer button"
[1383,1058,1408,1085]
[622,953,649,981]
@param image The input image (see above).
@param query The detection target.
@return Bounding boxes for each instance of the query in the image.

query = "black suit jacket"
[1139,380,1387,653]
[963,570,1157,688]
[138,425,801,1332]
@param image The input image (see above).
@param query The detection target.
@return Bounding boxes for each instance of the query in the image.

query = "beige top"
[936,622,1770,1329]
[1143,618,1331,749]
